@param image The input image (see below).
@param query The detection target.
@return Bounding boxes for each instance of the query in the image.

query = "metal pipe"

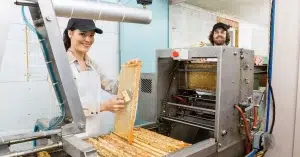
[161,117,215,131]
[177,113,215,122]
[0,129,61,146]
[177,95,216,102]
[14,0,38,7]
[167,102,216,113]
[0,142,62,157]
[14,0,152,24]
[52,0,152,24]
[178,69,217,72]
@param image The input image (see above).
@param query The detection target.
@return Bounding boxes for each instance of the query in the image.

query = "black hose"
[268,80,275,134]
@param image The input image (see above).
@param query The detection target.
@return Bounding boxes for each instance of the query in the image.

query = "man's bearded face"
[213,28,227,45]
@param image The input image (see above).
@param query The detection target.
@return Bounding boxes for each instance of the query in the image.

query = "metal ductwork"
[16,0,152,24]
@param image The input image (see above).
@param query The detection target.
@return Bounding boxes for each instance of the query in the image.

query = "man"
[208,22,231,46]
[194,22,263,65]
[195,22,231,62]
[193,22,231,47]
[209,22,263,65]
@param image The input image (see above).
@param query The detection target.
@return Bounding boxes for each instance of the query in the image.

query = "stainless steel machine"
[0,0,152,156]
[0,0,257,156]
[137,46,256,157]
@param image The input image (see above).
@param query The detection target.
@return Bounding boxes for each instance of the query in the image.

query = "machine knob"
[172,51,179,57]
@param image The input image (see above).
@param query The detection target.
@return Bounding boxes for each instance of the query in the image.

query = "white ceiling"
[182,0,271,26]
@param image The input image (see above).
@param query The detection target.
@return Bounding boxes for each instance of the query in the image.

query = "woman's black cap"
[66,18,103,34]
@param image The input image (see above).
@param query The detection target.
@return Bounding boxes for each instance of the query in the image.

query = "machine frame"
[138,46,254,157]
[1,0,153,156]
[0,0,255,156]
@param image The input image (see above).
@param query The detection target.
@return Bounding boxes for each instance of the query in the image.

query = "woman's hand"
[126,58,141,65]
[101,97,125,113]
[199,58,207,63]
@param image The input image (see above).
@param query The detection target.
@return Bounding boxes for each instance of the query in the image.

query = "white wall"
[170,3,270,57]
[0,0,119,136]
[267,0,300,156]
[169,3,217,47]
[239,22,269,56]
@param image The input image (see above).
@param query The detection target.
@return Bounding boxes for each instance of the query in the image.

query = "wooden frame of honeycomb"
[85,128,191,157]
[113,60,142,144]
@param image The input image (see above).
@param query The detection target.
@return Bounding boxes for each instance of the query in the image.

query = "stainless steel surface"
[17,0,36,2]
[184,64,188,88]
[15,0,38,6]
[0,146,10,155]
[167,102,215,113]
[216,140,244,157]
[137,73,157,123]
[52,0,152,24]
[31,0,86,134]
[178,68,217,72]
[156,57,178,117]
[15,0,152,24]
[239,49,254,103]
[135,121,157,128]
[214,47,253,152]
[167,138,216,157]
[62,135,97,157]
[177,95,216,102]
[156,46,224,59]
[0,129,61,145]
[156,47,254,156]
[161,117,215,131]
[1,142,62,157]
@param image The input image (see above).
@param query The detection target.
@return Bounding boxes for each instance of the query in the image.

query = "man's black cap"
[66,18,103,34]
[212,22,231,32]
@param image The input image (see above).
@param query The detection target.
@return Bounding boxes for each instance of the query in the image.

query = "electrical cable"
[263,1,276,155]
[172,95,188,105]
[234,105,252,142]
[253,105,258,129]
[268,80,275,134]
[265,0,275,133]
[253,0,276,156]
[235,104,252,154]
[246,149,259,157]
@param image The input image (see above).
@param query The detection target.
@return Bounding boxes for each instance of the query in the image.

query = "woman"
[62,18,137,136]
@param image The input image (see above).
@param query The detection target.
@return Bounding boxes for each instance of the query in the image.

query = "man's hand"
[101,96,125,113]
[254,56,263,65]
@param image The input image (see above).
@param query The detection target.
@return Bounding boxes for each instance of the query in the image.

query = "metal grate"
[141,79,152,93]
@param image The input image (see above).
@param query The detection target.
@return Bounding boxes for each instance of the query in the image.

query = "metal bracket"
[25,0,87,135]
[62,135,97,157]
